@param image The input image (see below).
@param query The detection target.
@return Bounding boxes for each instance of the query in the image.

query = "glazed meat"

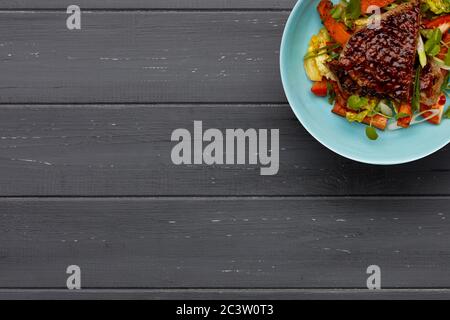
[330,0,420,102]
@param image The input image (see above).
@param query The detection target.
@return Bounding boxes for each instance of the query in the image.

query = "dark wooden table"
[0,0,449,300]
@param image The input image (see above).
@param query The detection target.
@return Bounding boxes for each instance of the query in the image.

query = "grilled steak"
[329,0,420,103]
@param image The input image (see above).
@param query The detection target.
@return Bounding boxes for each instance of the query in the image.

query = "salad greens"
[347,95,369,110]
[423,28,442,56]
[424,0,450,14]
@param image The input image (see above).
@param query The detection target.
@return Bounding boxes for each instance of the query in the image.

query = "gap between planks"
[0,103,290,107]
[0,195,449,200]
[0,9,292,13]
[1,288,450,299]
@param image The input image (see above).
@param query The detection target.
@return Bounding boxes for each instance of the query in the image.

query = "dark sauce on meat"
[331,1,420,102]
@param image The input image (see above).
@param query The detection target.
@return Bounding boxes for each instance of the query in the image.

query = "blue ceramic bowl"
[280,0,450,165]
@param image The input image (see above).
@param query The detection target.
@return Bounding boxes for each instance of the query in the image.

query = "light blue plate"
[280,0,450,165]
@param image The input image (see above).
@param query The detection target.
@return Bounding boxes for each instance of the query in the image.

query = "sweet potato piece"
[361,0,396,13]
[397,102,412,128]
[332,102,388,130]
[317,0,351,45]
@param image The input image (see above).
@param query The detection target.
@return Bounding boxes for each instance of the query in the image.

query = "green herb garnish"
[339,0,361,29]
[327,51,341,61]
[424,28,442,57]
[345,0,361,19]
[331,5,344,20]
[411,67,421,112]
[303,43,341,60]
[365,126,378,140]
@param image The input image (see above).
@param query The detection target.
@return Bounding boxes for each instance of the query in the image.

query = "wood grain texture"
[0,105,448,196]
[0,197,449,288]
[0,0,296,9]
[0,11,286,103]
[2,289,450,300]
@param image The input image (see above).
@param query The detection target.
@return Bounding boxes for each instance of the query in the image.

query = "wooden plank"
[0,1,297,9]
[1,289,450,300]
[0,11,287,103]
[0,197,449,288]
[0,105,448,196]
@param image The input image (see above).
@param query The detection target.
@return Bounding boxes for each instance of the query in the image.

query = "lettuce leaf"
[425,0,450,14]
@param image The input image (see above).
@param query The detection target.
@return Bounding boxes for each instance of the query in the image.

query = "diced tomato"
[311,80,328,96]
[420,94,446,125]
[397,102,412,128]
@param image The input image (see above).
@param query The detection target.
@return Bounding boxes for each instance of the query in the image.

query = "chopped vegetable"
[332,102,388,130]
[424,0,450,15]
[330,5,344,19]
[304,43,340,60]
[360,0,396,13]
[340,0,362,29]
[424,28,442,57]
[425,14,450,33]
[397,102,412,128]
[378,100,393,117]
[354,17,369,26]
[417,35,427,67]
[345,0,361,20]
[346,109,369,122]
[304,57,321,81]
[311,80,329,96]
[420,93,447,124]
[411,67,421,112]
[347,94,369,110]
[304,29,337,81]
[396,112,411,119]
[365,126,379,140]
[318,0,351,45]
